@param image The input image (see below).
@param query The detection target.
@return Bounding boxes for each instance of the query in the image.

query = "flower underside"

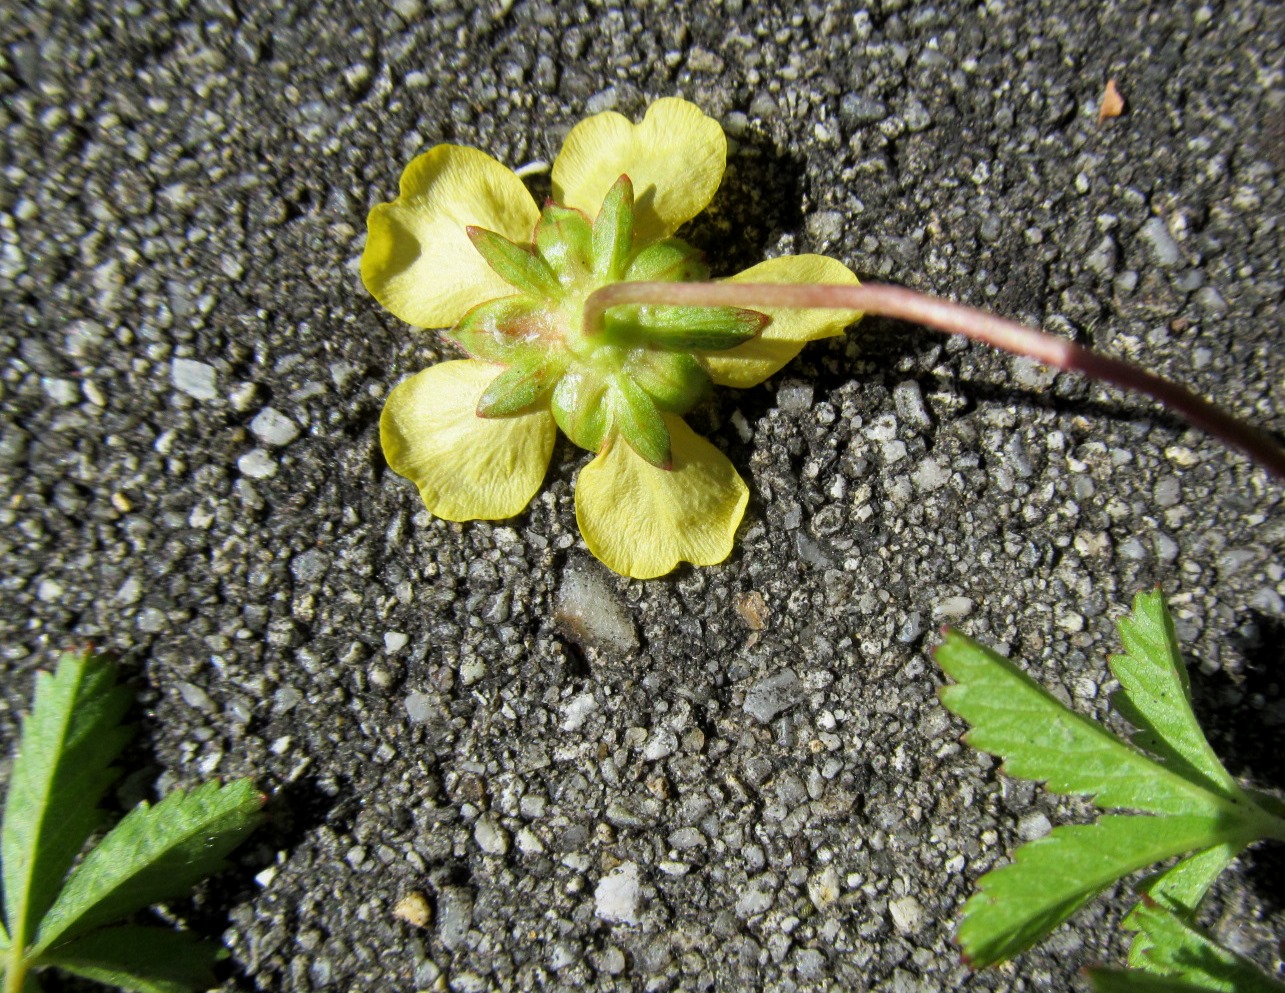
[456,174,767,468]
[364,97,864,578]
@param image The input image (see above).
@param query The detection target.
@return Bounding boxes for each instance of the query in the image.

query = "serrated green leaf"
[936,632,1235,817]
[1110,592,1241,799]
[2,651,131,950]
[1125,901,1285,993]
[31,780,263,954]
[1089,968,1229,993]
[956,815,1250,968]
[1126,842,1242,968]
[40,925,224,993]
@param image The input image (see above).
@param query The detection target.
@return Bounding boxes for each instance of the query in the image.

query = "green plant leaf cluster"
[934,591,1285,978]
[1,650,264,993]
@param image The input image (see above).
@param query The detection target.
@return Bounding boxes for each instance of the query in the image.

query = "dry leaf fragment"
[1099,79,1125,122]
[735,590,769,630]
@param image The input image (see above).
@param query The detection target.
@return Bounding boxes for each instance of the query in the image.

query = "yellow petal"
[701,255,864,389]
[362,146,540,329]
[381,360,555,521]
[552,98,726,243]
[576,416,748,579]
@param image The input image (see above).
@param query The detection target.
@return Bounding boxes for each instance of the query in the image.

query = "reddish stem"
[583,281,1285,481]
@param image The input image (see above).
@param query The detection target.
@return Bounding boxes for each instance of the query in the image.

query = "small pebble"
[405,692,434,724]
[743,670,803,723]
[250,407,300,446]
[474,814,510,855]
[237,448,277,479]
[393,891,432,928]
[171,358,218,400]
[1137,216,1181,267]
[889,896,924,934]
[596,863,643,925]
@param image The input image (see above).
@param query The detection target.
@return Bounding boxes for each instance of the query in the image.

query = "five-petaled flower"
[362,98,861,578]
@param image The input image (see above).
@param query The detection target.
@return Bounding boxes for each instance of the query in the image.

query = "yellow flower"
[362,98,861,579]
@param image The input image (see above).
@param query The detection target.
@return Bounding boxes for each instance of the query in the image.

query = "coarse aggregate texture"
[1,0,1283,991]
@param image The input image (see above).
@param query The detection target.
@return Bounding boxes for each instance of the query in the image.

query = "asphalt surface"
[2,1,1283,991]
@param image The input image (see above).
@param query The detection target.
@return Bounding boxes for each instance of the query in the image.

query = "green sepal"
[467,225,562,298]
[535,204,594,291]
[611,304,768,351]
[625,237,709,283]
[592,175,636,283]
[625,349,710,413]
[552,369,612,453]
[476,354,566,417]
[451,296,553,362]
[608,375,671,469]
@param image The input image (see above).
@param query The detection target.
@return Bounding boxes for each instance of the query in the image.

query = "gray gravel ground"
[2,1,1284,990]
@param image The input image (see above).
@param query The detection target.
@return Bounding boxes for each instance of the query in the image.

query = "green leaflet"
[936,632,1245,818]
[1108,592,1241,797]
[1126,843,1241,968]
[935,593,1285,973]
[1094,902,1285,993]
[0,650,263,993]
[953,815,1248,969]
[1089,970,1234,993]
[41,926,224,993]
[2,651,131,951]
[32,780,263,954]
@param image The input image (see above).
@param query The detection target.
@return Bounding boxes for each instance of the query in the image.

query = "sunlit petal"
[362,146,540,329]
[701,255,863,388]
[552,98,726,243]
[381,360,555,521]
[576,416,748,579]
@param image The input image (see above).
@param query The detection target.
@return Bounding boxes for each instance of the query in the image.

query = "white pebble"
[237,448,278,479]
[474,814,510,855]
[889,895,924,934]
[171,358,218,400]
[250,407,300,446]
[595,862,642,925]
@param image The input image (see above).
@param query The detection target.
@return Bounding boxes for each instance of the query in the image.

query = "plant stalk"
[583,281,1285,481]
[3,951,28,993]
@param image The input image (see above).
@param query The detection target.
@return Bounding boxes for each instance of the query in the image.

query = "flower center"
[453,175,765,468]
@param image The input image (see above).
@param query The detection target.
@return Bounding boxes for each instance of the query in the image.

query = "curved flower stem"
[583,281,1285,481]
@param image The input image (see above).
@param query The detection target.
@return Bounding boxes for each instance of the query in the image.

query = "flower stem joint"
[362,98,861,578]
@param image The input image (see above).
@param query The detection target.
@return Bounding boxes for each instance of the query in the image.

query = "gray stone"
[436,887,473,950]
[777,380,814,415]
[555,561,638,655]
[743,669,802,723]
[889,895,924,934]
[840,93,888,125]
